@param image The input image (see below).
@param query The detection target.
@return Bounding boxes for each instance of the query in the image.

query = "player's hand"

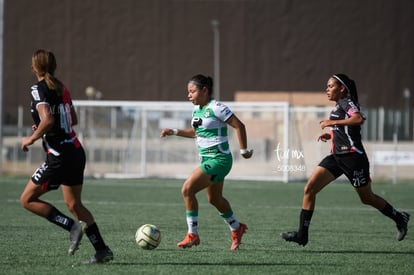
[240,149,253,159]
[319,120,332,129]
[317,133,331,142]
[21,137,34,152]
[160,128,170,138]
[160,128,177,138]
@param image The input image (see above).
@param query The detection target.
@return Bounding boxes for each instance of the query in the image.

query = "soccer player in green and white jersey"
[160,74,253,250]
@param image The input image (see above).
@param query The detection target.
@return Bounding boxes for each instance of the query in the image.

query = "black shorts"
[318,153,371,187]
[31,143,86,191]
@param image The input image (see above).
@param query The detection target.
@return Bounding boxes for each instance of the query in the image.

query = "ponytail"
[32,49,63,96]
[347,78,359,107]
[44,73,63,96]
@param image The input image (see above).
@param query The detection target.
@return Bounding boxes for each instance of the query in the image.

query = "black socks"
[380,202,402,224]
[46,207,74,231]
[85,222,107,251]
[298,209,314,236]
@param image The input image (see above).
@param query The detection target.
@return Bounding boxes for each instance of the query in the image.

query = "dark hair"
[189,74,214,96]
[332,73,359,106]
[32,49,63,96]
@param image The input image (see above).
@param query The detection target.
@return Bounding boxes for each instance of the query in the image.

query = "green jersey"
[192,99,233,157]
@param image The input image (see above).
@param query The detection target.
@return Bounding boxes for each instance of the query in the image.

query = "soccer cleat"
[231,223,247,250]
[84,246,114,264]
[281,231,308,246]
[177,233,200,248]
[396,212,410,241]
[68,220,85,256]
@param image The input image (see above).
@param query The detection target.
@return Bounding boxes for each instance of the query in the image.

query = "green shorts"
[199,153,233,183]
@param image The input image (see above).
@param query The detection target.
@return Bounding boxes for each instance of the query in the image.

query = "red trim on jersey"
[41,182,49,191]
[62,83,79,139]
[62,84,72,105]
[73,138,81,148]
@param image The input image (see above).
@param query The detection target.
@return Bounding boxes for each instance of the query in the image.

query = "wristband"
[240,149,248,155]
[172,129,178,135]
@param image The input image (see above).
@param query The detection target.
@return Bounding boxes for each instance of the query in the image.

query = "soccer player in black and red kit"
[281,74,410,246]
[20,49,113,264]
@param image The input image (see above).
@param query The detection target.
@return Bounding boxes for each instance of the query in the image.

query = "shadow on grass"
[303,250,414,255]
[109,262,310,266]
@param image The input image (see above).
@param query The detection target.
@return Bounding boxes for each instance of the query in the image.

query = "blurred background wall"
[2,0,414,125]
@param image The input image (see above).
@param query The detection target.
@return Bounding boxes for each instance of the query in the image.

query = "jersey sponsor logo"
[192,117,203,128]
[221,107,231,116]
[348,106,359,115]
[340,145,349,151]
[32,162,48,182]
[31,85,41,101]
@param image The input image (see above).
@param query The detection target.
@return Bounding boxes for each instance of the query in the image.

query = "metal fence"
[2,101,414,182]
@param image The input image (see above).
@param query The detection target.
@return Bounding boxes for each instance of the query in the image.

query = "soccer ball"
[135,224,161,250]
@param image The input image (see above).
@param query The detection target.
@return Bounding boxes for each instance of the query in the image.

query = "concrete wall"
[3,0,414,125]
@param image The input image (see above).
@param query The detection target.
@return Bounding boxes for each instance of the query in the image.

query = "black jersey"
[30,80,80,156]
[329,97,365,155]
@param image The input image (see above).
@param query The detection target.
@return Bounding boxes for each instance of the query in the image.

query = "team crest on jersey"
[204,109,211,118]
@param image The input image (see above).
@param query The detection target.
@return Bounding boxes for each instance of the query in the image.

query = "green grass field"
[1,176,413,275]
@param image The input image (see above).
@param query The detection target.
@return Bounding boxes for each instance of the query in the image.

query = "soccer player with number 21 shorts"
[281,74,410,246]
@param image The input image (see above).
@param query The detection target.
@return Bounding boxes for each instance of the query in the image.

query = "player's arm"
[226,115,253,159]
[160,128,195,138]
[21,104,54,152]
[319,113,364,129]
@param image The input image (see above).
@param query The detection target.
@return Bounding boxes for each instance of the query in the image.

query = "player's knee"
[181,185,191,198]
[20,194,29,209]
[207,196,220,206]
[181,181,197,198]
[303,183,314,196]
[65,200,82,214]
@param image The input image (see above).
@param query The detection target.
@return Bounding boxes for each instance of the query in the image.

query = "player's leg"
[20,179,52,216]
[347,152,409,241]
[281,165,335,246]
[355,182,410,241]
[302,166,335,210]
[206,182,247,250]
[62,184,113,263]
[177,167,211,248]
[20,164,78,233]
[20,178,86,257]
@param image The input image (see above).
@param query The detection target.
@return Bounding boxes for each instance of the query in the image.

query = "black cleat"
[281,231,308,246]
[84,246,114,264]
[396,212,410,241]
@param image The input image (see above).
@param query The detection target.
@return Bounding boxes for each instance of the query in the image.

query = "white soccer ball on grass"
[135,224,161,250]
